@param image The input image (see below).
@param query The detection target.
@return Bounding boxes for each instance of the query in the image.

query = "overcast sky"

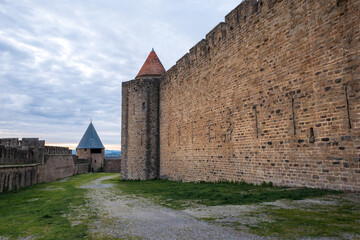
[0,0,241,150]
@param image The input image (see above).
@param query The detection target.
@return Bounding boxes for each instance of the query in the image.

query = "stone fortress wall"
[0,138,75,193]
[104,158,121,173]
[38,146,76,183]
[0,138,122,192]
[160,0,360,191]
[123,0,360,191]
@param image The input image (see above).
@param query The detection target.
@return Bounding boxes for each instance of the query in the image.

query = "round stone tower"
[121,49,165,180]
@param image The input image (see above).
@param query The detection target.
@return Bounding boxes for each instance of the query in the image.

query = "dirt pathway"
[83,175,262,240]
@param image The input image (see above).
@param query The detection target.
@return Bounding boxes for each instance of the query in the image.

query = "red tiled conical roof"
[136,49,166,78]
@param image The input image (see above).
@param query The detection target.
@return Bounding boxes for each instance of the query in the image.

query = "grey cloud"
[0,0,240,149]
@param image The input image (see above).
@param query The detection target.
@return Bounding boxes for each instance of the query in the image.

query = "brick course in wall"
[122,0,360,191]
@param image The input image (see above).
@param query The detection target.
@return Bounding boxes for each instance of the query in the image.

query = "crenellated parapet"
[164,0,282,83]
[0,138,44,165]
[44,146,72,155]
[0,138,77,192]
[0,138,45,148]
[158,0,360,191]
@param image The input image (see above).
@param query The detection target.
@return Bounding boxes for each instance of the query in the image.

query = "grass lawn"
[249,203,360,239]
[108,178,339,209]
[0,173,113,240]
[1,174,359,240]
[108,178,360,239]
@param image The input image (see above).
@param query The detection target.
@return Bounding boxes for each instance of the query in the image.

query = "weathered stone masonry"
[122,77,160,180]
[0,138,76,193]
[122,0,360,191]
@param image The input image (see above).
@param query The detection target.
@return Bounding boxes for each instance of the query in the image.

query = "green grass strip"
[250,203,360,239]
[0,173,111,240]
[109,179,340,209]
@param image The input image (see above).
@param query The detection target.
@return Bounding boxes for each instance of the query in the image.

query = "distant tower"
[76,121,105,172]
[121,49,165,180]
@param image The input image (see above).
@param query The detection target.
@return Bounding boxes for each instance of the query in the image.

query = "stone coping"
[0,163,40,168]
[44,154,72,156]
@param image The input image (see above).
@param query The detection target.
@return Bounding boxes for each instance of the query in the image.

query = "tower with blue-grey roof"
[76,121,105,172]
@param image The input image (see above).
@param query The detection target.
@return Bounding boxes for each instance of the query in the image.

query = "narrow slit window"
[309,127,315,143]
[254,105,258,138]
[345,85,352,130]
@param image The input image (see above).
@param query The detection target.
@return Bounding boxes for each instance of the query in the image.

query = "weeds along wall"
[159,0,360,191]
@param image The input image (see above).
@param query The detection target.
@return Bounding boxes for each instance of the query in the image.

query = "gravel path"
[84,175,263,240]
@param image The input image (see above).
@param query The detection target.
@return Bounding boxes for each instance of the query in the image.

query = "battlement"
[155,0,360,192]
[44,146,72,155]
[164,0,288,82]
[0,145,42,165]
[0,138,71,165]
[123,0,360,190]
[0,138,45,148]
[0,138,45,165]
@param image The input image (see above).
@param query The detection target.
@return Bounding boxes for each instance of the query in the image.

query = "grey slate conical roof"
[76,122,104,149]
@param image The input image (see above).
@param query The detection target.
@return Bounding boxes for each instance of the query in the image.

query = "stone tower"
[121,49,165,180]
[76,121,105,172]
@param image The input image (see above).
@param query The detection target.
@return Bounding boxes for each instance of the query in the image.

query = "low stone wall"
[76,164,90,174]
[73,156,91,174]
[104,158,121,173]
[0,140,78,193]
[38,151,76,183]
[0,164,38,192]
[0,138,120,193]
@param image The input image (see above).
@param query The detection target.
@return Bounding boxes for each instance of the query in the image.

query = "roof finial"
[152,48,154,52]
[90,118,92,124]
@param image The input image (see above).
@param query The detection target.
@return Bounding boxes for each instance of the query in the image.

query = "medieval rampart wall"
[0,165,38,192]
[104,158,121,173]
[0,140,77,193]
[73,156,91,174]
[159,0,360,191]
[0,138,43,165]
[37,146,76,183]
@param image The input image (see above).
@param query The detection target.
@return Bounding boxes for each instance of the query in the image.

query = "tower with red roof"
[121,49,165,180]
[136,48,165,79]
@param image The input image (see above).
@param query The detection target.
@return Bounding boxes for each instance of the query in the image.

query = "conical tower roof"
[76,122,104,149]
[136,49,166,78]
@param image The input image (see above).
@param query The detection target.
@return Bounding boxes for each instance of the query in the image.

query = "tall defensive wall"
[159,0,360,191]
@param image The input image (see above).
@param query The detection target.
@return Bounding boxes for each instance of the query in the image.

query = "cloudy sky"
[0,0,241,150]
